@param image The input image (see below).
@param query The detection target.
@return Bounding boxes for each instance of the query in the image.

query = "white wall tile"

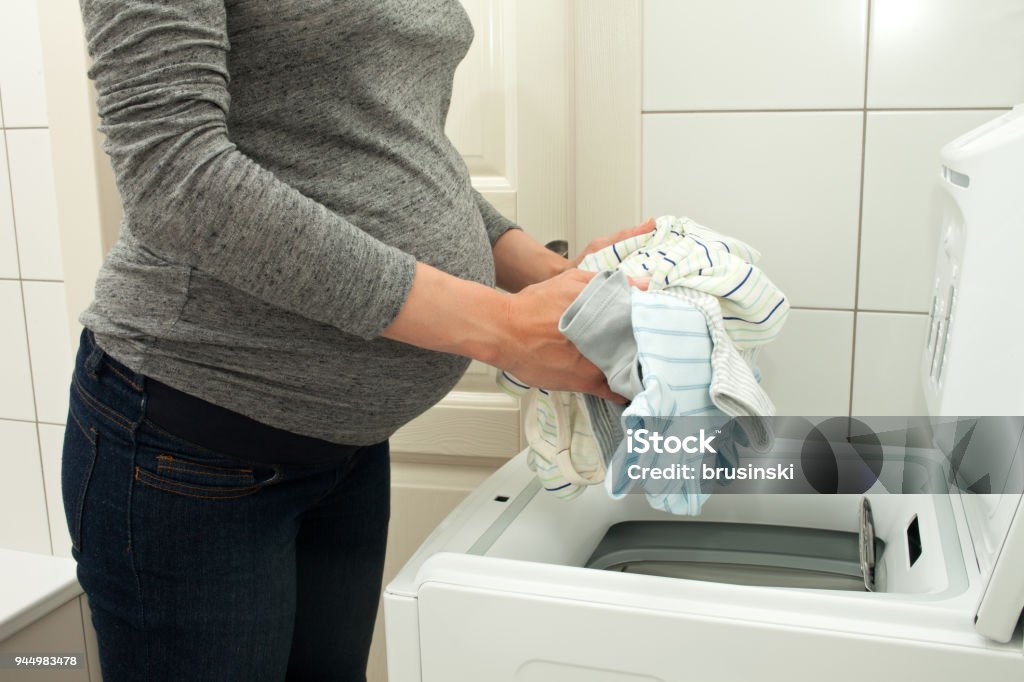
[758,309,854,416]
[22,281,72,424]
[643,112,863,308]
[39,423,71,557]
[852,312,928,416]
[859,110,1003,312]
[0,281,36,421]
[644,0,868,111]
[0,135,20,278]
[0,0,50,127]
[868,0,1024,108]
[0,419,51,554]
[5,129,63,280]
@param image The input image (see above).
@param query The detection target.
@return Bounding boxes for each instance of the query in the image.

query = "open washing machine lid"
[926,105,1024,643]
[973,489,1024,642]
[953,418,1024,643]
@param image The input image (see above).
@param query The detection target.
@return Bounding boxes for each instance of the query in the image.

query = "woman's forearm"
[381,262,509,364]
[382,262,623,402]
[491,228,569,292]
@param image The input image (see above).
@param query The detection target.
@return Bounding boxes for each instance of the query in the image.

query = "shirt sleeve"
[472,189,519,245]
[80,0,416,340]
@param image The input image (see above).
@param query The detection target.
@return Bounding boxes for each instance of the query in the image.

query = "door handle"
[545,240,569,258]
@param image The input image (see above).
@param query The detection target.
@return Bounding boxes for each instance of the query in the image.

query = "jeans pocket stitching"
[69,407,94,443]
[134,466,263,500]
[72,376,134,433]
[155,453,254,475]
[156,463,255,482]
[101,359,143,392]
[69,426,99,553]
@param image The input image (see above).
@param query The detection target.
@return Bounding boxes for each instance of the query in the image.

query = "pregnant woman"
[65,1,650,680]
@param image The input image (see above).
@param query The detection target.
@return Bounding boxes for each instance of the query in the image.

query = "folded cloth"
[557,269,638,464]
[558,270,643,398]
[566,230,776,460]
[605,291,726,515]
[500,215,786,509]
[658,287,775,452]
[497,374,604,499]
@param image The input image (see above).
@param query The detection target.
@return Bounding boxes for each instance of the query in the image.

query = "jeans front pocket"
[133,432,278,501]
[62,408,99,553]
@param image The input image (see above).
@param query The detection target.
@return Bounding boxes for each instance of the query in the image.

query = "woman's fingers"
[571,217,657,267]
[622,217,656,239]
[589,382,628,405]
[561,268,597,285]
[600,217,655,248]
[628,276,651,291]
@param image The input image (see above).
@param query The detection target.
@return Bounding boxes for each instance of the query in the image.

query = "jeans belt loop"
[85,334,105,380]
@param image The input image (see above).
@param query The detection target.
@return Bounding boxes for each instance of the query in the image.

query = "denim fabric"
[62,330,390,681]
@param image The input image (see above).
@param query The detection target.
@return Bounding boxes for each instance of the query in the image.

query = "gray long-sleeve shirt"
[79,0,516,445]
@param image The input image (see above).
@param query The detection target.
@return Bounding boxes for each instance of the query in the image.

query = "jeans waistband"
[82,330,363,465]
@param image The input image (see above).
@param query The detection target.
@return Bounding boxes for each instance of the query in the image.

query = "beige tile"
[0,280,36,421]
[22,281,72,424]
[6,129,63,280]
[39,423,71,558]
[0,0,50,127]
[859,110,1005,312]
[868,0,1024,107]
[643,112,863,308]
[758,309,854,416]
[644,0,868,110]
[852,312,928,416]
[0,136,20,279]
[0,419,51,554]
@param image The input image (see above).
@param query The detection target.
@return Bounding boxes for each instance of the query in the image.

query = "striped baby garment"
[499,215,788,512]
[578,216,789,348]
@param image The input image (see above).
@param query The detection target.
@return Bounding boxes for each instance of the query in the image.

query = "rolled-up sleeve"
[472,189,519,245]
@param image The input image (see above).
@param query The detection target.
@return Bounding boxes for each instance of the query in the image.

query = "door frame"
[573,0,643,247]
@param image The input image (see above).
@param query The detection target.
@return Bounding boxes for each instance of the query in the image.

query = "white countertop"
[0,549,82,642]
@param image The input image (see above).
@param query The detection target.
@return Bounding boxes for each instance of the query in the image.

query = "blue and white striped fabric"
[578,216,789,349]
[498,215,785,513]
[605,290,724,515]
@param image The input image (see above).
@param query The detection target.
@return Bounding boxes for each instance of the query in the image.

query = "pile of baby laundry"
[498,216,789,515]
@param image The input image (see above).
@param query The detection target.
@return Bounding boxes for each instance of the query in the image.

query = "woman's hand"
[567,218,655,269]
[492,219,656,293]
[498,269,625,403]
[383,263,646,403]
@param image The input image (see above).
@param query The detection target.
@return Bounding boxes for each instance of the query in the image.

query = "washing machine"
[383,106,1024,681]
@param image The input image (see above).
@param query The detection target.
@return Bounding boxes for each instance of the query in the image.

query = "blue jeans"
[62,331,390,681]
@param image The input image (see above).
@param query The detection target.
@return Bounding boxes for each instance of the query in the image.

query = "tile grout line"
[2,118,57,555]
[0,416,67,427]
[791,306,927,315]
[637,0,645,226]
[848,0,874,419]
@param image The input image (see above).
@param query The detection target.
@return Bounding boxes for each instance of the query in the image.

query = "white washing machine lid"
[973,491,1024,641]
[952,417,1024,642]
[927,105,1024,642]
